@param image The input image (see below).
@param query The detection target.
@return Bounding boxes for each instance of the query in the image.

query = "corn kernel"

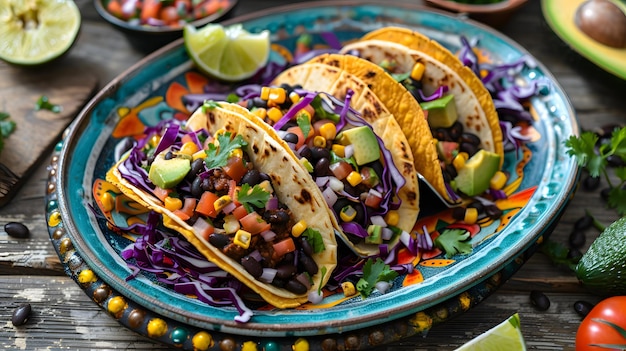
[410,62,426,81]
[179,141,199,156]
[296,108,311,120]
[464,207,478,224]
[313,136,326,148]
[213,195,232,212]
[252,107,267,119]
[319,123,337,140]
[164,197,183,211]
[269,87,286,104]
[260,87,271,100]
[331,144,346,157]
[258,180,274,194]
[100,192,115,212]
[229,148,243,159]
[192,150,207,161]
[346,171,363,187]
[490,171,508,190]
[234,230,252,249]
[341,281,356,296]
[267,107,283,123]
[453,152,469,171]
[385,211,399,227]
[291,220,307,237]
[150,135,160,148]
[213,128,226,139]
[339,206,357,222]
[289,91,301,104]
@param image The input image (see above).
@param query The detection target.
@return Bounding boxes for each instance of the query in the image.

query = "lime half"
[456,313,527,351]
[184,23,270,82]
[0,0,81,66]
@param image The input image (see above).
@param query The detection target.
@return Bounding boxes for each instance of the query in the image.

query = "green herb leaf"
[391,72,411,82]
[302,228,325,253]
[565,132,604,177]
[311,95,339,123]
[317,266,327,295]
[296,112,311,140]
[236,183,270,213]
[434,228,472,258]
[202,100,222,112]
[356,258,398,298]
[0,119,16,138]
[226,94,240,103]
[204,132,247,170]
[35,95,62,113]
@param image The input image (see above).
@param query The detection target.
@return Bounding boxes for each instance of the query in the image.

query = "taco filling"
[108,107,337,309]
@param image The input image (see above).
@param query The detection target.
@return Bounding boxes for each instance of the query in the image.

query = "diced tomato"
[152,187,171,202]
[273,238,296,257]
[159,5,179,24]
[286,126,306,150]
[195,191,219,217]
[223,156,247,183]
[173,209,190,221]
[140,0,161,22]
[231,205,248,220]
[364,189,383,209]
[193,218,214,241]
[228,179,241,206]
[330,161,352,180]
[239,212,271,234]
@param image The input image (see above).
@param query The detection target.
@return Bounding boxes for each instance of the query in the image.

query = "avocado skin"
[575,216,626,296]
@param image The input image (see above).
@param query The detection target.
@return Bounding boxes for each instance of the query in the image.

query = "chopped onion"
[260,230,277,242]
[265,197,278,211]
[221,202,237,214]
[308,290,324,304]
[315,176,330,187]
[322,186,338,207]
[248,250,263,263]
[374,281,391,294]
[344,144,354,158]
[260,268,277,284]
[370,215,387,227]
[328,177,344,192]
[381,227,394,241]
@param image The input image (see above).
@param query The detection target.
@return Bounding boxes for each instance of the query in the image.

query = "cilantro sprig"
[204,132,247,170]
[0,112,16,154]
[356,258,398,298]
[434,228,472,258]
[302,228,325,253]
[565,127,626,214]
[236,183,270,213]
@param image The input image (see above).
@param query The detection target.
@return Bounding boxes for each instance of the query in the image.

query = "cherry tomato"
[576,296,626,351]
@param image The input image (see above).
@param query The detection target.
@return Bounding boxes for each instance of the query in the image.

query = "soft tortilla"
[108,104,338,308]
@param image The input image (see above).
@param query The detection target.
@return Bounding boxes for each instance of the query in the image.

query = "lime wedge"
[184,24,270,82]
[455,313,527,351]
[0,0,81,66]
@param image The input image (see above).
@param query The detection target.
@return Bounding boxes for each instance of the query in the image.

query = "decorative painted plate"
[542,0,626,80]
[46,1,579,350]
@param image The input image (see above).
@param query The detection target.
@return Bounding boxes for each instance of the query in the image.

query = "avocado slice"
[340,126,381,165]
[148,153,191,189]
[420,94,458,129]
[454,149,500,197]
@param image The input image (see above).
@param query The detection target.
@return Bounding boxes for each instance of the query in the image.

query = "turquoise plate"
[46,1,579,349]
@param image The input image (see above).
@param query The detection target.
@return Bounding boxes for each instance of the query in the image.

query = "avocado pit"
[575,0,626,48]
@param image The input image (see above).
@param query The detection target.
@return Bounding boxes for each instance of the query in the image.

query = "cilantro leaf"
[236,183,270,213]
[204,132,247,170]
[226,94,240,103]
[608,187,626,215]
[356,258,398,298]
[0,119,15,138]
[302,228,325,253]
[434,228,472,258]
[565,133,604,177]
[202,100,222,112]
[296,112,311,140]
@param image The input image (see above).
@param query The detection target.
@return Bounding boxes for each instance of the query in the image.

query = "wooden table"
[2,0,625,349]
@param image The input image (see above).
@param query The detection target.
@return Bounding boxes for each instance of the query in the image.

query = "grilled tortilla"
[107,103,337,308]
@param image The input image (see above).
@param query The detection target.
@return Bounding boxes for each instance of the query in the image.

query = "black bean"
[530,290,550,311]
[190,158,205,175]
[460,142,478,157]
[311,147,330,161]
[284,279,307,294]
[573,300,594,318]
[449,122,464,141]
[201,177,212,191]
[191,177,204,198]
[164,151,174,160]
[282,132,299,144]
[601,187,611,201]
[298,145,312,160]
[607,155,625,167]
[300,237,313,256]
[445,164,458,179]
[241,169,261,186]
[452,207,465,221]
[275,264,297,279]
[568,230,586,249]
[582,175,600,191]
[252,97,267,108]
[433,128,451,142]
[241,256,263,278]
[314,158,332,177]
[299,252,318,276]
[265,210,290,224]
[574,214,593,231]
[271,278,287,289]
[461,133,481,146]
[484,205,503,220]
[208,234,230,250]
[467,201,485,213]
[5,222,30,239]
[11,303,31,326]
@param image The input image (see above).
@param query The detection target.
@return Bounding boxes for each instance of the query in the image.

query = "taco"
[107,103,338,309]
[223,62,420,257]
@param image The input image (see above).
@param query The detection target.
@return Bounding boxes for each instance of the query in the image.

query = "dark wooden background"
[1,0,625,349]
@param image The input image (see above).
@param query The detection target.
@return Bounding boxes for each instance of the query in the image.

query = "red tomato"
[576,296,626,351]
[222,156,247,183]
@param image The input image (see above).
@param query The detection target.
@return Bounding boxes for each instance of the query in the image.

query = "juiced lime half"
[0,0,81,66]
[184,23,270,82]
[455,313,527,351]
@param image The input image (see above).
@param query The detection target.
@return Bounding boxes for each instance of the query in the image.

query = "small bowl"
[94,0,239,53]
[424,0,528,27]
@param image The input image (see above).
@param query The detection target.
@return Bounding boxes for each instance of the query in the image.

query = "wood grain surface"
[1,0,626,350]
